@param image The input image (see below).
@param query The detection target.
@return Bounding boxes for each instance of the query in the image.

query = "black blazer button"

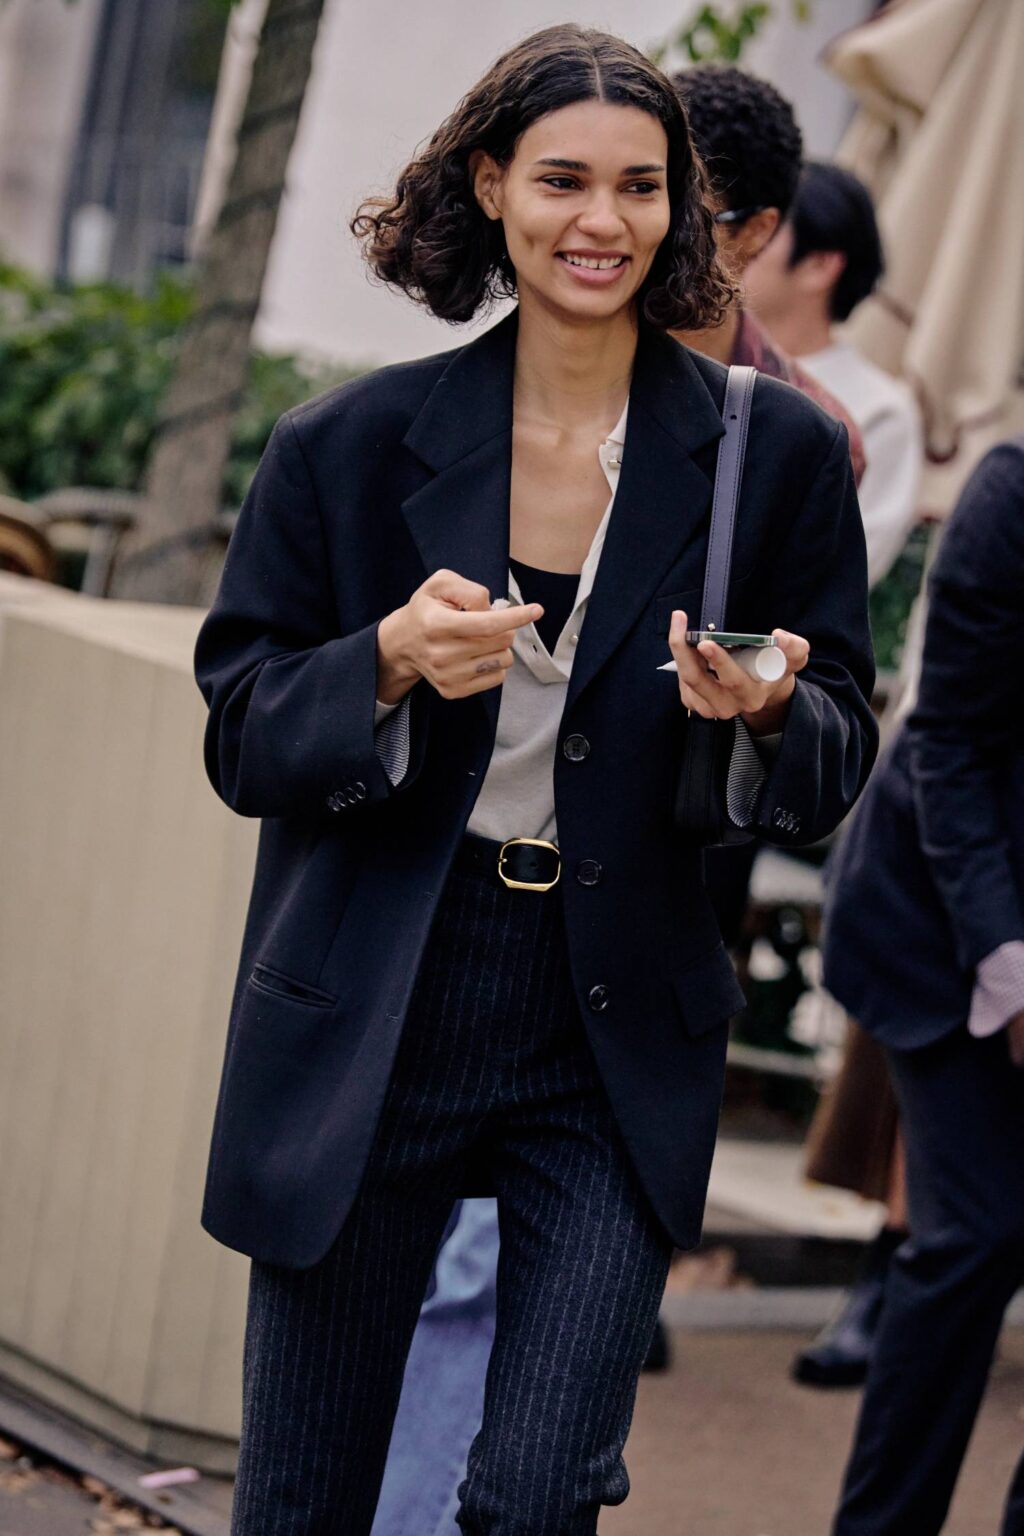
[353,781,367,800]
[327,793,344,812]
[587,983,610,1012]
[344,786,358,805]
[576,859,602,886]
[773,807,790,831]
[563,733,591,762]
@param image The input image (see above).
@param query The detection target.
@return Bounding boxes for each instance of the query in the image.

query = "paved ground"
[3,1325,1021,1535]
[603,1326,1024,1536]
[0,1463,98,1536]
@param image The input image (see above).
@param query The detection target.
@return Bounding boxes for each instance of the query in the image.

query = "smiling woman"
[471,100,671,321]
[351,25,733,329]
[196,22,877,1536]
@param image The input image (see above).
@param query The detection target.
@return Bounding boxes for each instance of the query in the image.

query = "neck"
[671,302,740,365]
[761,307,833,359]
[513,295,637,431]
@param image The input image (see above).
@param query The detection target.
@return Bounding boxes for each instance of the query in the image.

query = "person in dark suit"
[195,25,876,1535]
[823,439,1024,1536]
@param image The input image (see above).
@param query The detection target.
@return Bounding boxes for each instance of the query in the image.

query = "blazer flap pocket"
[249,963,337,1009]
[672,944,745,1036]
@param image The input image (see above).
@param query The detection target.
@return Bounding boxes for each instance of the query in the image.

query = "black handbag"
[673,364,758,848]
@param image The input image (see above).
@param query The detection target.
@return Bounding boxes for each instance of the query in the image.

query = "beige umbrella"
[827,0,1024,515]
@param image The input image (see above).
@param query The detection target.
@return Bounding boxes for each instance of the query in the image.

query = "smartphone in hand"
[684,630,777,649]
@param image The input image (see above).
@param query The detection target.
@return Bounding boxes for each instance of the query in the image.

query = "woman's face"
[474,100,671,324]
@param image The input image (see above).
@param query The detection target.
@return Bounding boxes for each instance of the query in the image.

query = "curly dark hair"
[672,65,803,219]
[352,24,734,329]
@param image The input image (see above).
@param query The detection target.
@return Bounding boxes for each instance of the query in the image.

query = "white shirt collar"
[508,401,629,682]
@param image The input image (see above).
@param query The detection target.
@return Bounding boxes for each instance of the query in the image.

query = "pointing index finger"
[456,602,542,636]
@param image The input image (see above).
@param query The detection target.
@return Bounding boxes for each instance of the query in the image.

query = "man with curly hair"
[672,64,866,486]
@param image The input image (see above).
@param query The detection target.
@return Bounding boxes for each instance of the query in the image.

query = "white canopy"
[827,0,1024,513]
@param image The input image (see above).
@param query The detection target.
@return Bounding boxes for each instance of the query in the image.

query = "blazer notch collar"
[632,328,728,460]
[402,313,518,473]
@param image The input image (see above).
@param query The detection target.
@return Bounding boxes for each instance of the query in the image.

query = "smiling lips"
[557,250,630,285]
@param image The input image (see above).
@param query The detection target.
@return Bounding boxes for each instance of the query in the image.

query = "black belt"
[453,833,562,893]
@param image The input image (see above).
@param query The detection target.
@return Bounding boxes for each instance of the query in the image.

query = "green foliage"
[869,523,931,674]
[0,263,360,508]
[678,3,771,63]
[651,0,814,67]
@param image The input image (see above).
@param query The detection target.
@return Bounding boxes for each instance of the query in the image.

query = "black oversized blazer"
[195,311,877,1268]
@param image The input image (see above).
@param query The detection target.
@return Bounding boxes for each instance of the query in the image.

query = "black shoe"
[642,1315,671,1373]
[792,1226,906,1389]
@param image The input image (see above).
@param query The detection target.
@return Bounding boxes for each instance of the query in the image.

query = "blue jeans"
[371,1198,500,1536]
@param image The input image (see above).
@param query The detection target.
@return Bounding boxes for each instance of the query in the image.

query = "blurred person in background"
[746,160,921,586]
[746,159,924,1390]
[821,438,1024,1536]
[671,65,867,491]
[195,26,876,1535]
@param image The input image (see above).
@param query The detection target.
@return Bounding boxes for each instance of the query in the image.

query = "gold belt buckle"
[498,836,561,892]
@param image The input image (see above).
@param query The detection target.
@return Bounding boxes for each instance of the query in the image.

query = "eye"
[540,175,581,191]
[625,180,661,196]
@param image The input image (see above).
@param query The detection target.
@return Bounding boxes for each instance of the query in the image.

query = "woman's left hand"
[668,610,810,736]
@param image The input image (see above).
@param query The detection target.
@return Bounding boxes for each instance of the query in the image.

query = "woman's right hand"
[376,569,541,704]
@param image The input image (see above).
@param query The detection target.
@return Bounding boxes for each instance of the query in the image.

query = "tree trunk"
[113,0,326,604]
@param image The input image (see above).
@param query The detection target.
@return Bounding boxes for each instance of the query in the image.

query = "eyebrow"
[534,158,666,174]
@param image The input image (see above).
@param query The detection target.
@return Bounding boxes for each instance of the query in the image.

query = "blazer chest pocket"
[652,572,757,636]
[652,589,701,635]
[249,963,337,1009]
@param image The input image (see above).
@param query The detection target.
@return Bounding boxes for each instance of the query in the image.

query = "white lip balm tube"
[657,645,788,682]
[731,644,788,683]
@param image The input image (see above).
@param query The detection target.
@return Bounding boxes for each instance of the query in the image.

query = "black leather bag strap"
[700,365,756,633]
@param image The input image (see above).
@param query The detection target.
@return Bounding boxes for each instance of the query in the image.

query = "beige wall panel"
[0,589,256,1455]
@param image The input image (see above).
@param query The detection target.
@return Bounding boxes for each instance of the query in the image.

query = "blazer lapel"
[565,330,726,711]
[399,315,728,726]
[400,312,517,604]
[400,313,518,735]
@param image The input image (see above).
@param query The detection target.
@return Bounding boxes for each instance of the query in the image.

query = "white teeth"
[561,254,625,270]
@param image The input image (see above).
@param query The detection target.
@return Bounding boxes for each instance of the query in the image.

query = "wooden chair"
[0,488,138,596]
[0,495,56,582]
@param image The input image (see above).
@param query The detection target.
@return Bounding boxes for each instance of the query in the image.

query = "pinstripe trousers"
[231,840,674,1535]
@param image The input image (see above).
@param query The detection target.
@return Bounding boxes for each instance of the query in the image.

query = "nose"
[574,188,626,242]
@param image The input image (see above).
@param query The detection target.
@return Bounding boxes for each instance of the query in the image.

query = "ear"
[741,207,781,262]
[470,150,504,222]
[803,249,847,295]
